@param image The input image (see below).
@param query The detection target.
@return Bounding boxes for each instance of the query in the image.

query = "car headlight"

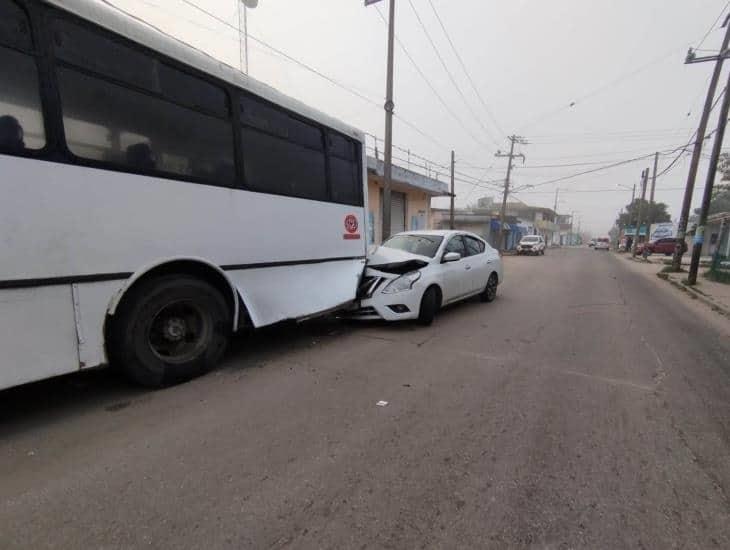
[382,271,422,294]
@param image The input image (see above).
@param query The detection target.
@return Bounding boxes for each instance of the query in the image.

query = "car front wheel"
[417,286,439,325]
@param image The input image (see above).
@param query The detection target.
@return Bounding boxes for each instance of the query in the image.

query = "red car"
[636,238,687,256]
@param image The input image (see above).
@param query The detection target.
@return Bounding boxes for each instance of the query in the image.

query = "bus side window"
[0,0,45,152]
[327,132,362,206]
[240,95,327,202]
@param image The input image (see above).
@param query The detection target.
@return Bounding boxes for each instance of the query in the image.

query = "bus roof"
[45,0,365,143]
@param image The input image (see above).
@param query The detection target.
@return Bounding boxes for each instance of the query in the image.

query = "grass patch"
[656,272,669,280]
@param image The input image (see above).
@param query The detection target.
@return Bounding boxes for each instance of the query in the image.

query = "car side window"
[464,236,483,256]
[445,236,467,257]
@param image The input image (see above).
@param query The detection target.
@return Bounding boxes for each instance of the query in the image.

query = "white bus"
[0,0,367,389]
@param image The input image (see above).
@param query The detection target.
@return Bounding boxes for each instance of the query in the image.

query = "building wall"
[366,178,434,245]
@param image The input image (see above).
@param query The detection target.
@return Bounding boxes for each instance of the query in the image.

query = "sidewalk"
[663,271,730,315]
[622,253,730,317]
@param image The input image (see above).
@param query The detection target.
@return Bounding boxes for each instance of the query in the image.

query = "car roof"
[397,230,482,239]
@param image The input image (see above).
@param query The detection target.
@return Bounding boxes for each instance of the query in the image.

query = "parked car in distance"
[354,231,503,325]
[636,237,687,256]
[516,235,546,255]
[588,239,596,247]
[595,237,610,250]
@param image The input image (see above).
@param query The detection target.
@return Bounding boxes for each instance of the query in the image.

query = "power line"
[518,45,687,132]
[425,0,505,139]
[373,5,493,150]
[513,153,657,191]
[694,1,730,50]
[112,0,488,167]
[513,186,687,195]
[406,0,499,147]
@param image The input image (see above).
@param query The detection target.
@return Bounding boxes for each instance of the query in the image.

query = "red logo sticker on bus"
[344,214,361,239]
[345,215,358,233]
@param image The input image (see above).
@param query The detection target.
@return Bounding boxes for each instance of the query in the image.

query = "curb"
[657,273,730,318]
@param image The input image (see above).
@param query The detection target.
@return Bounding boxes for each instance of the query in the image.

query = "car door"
[440,235,469,302]
[463,235,490,293]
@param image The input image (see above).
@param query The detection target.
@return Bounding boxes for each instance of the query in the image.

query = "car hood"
[366,246,431,275]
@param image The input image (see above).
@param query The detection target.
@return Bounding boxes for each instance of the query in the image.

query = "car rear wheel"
[417,286,439,325]
[480,273,498,303]
[109,275,231,387]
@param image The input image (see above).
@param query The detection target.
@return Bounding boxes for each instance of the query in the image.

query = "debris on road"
[376,400,388,407]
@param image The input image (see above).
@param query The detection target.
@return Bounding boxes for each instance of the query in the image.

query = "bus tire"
[109,275,231,387]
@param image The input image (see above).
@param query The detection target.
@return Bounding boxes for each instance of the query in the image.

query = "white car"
[595,237,610,250]
[516,235,546,255]
[355,230,503,325]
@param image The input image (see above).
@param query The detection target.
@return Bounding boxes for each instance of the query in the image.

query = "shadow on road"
[0,291,494,432]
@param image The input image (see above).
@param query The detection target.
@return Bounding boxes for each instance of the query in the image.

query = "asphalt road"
[2,248,729,549]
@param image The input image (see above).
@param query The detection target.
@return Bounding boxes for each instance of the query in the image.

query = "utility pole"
[449,150,455,230]
[632,168,649,258]
[569,210,576,246]
[495,135,527,250]
[672,15,730,270]
[688,65,730,284]
[381,0,396,241]
[553,188,560,246]
[648,151,659,233]
[650,152,658,204]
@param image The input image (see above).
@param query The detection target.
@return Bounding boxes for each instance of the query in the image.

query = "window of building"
[57,67,234,184]
[0,2,45,152]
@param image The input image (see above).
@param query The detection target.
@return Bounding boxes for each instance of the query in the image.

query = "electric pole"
[672,14,730,271]
[495,135,527,250]
[553,188,560,246]
[688,65,730,284]
[648,151,658,231]
[367,0,396,241]
[449,150,455,230]
[632,168,649,258]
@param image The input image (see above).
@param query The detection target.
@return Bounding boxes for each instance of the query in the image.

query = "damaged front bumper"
[348,267,425,321]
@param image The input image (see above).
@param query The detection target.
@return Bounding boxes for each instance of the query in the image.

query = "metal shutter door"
[391,191,406,234]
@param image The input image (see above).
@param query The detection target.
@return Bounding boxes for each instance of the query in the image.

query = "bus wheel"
[110,275,231,387]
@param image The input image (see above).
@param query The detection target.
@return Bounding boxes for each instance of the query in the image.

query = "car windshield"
[381,234,444,258]
[521,236,539,242]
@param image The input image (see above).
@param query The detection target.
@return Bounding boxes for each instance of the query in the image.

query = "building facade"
[366,156,450,245]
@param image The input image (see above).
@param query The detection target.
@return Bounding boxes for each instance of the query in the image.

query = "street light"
[238,0,258,74]
[616,182,635,203]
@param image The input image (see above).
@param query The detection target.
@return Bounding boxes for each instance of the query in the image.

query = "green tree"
[616,199,671,228]
[693,153,730,215]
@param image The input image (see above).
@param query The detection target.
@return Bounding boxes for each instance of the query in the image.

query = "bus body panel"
[0,155,367,390]
[0,286,80,389]
[0,0,369,390]
[1,156,366,282]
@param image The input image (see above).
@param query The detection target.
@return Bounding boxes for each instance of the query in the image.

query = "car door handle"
[486,259,493,264]
[465,265,472,270]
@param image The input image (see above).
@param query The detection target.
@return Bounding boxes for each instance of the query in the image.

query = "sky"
[111,0,730,235]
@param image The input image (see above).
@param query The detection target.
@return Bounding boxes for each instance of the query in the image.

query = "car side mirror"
[443,252,461,263]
